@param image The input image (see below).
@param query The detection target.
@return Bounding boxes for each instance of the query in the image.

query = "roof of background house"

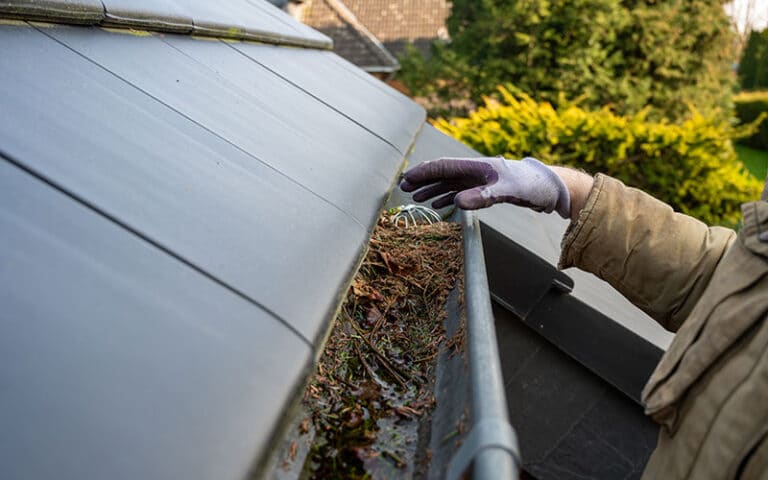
[290,0,399,73]
[341,0,451,58]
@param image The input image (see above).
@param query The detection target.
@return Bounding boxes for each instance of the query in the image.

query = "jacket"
[559,174,768,479]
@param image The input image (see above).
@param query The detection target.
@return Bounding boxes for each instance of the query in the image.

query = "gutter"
[446,211,521,480]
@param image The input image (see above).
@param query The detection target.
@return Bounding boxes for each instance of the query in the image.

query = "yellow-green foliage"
[734,91,768,150]
[434,87,763,226]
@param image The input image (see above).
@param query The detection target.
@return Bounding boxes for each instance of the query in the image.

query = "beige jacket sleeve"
[558,174,736,332]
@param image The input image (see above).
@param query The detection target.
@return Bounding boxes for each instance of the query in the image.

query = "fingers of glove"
[400,178,422,193]
[402,158,496,188]
[431,191,458,209]
[411,181,470,203]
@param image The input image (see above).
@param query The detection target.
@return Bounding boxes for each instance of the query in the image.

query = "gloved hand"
[400,156,571,218]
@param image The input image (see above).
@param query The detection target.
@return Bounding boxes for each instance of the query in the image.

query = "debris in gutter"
[300,211,464,479]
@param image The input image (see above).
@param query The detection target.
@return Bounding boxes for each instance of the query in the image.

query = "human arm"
[558,174,736,331]
[549,165,594,221]
[400,156,737,331]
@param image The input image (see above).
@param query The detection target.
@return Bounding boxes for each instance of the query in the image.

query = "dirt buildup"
[302,211,464,479]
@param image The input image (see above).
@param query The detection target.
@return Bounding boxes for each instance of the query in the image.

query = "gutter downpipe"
[447,211,521,480]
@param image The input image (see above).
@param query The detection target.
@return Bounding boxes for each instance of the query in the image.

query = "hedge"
[434,87,763,226]
[734,91,768,150]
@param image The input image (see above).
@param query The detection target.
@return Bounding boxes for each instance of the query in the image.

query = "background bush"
[434,87,762,226]
[734,91,768,150]
[738,29,768,90]
[400,0,736,121]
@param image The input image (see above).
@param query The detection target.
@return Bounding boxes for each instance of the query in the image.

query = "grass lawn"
[735,144,768,180]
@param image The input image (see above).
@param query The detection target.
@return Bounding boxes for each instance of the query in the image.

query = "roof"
[0,2,424,478]
[290,0,399,72]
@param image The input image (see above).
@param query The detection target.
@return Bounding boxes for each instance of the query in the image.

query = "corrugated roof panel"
[0,0,103,24]
[0,158,310,480]
[232,43,425,155]
[0,24,371,342]
[101,0,194,33]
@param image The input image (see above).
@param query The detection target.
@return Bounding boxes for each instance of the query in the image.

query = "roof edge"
[0,2,334,49]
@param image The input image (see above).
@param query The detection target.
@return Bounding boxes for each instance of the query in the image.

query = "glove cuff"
[521,157,571,219]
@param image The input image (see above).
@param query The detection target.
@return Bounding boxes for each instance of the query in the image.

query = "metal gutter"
[446,211,521,480]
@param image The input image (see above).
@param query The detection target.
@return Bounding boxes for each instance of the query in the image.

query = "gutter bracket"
[479,222,574,319]
[446,418,521,480]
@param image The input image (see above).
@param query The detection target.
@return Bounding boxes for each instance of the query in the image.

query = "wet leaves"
[302,212,463,479]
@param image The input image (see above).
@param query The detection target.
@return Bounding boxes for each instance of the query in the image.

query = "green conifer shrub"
[400,0,736,121]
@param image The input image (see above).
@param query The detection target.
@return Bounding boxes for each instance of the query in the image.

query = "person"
[400,156,768,479]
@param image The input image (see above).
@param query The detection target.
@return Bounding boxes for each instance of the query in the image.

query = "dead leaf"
[288,440,298,461]
[299,417,311,434]
[365,306,384,327]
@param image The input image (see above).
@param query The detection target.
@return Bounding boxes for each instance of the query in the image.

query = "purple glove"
[400,156,571,218]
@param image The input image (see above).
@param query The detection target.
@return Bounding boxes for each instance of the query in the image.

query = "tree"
[738,28,768,89]
[400,0,737,121]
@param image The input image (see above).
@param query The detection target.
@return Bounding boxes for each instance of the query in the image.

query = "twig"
[346,313,410,387]
[354,343,378,383]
